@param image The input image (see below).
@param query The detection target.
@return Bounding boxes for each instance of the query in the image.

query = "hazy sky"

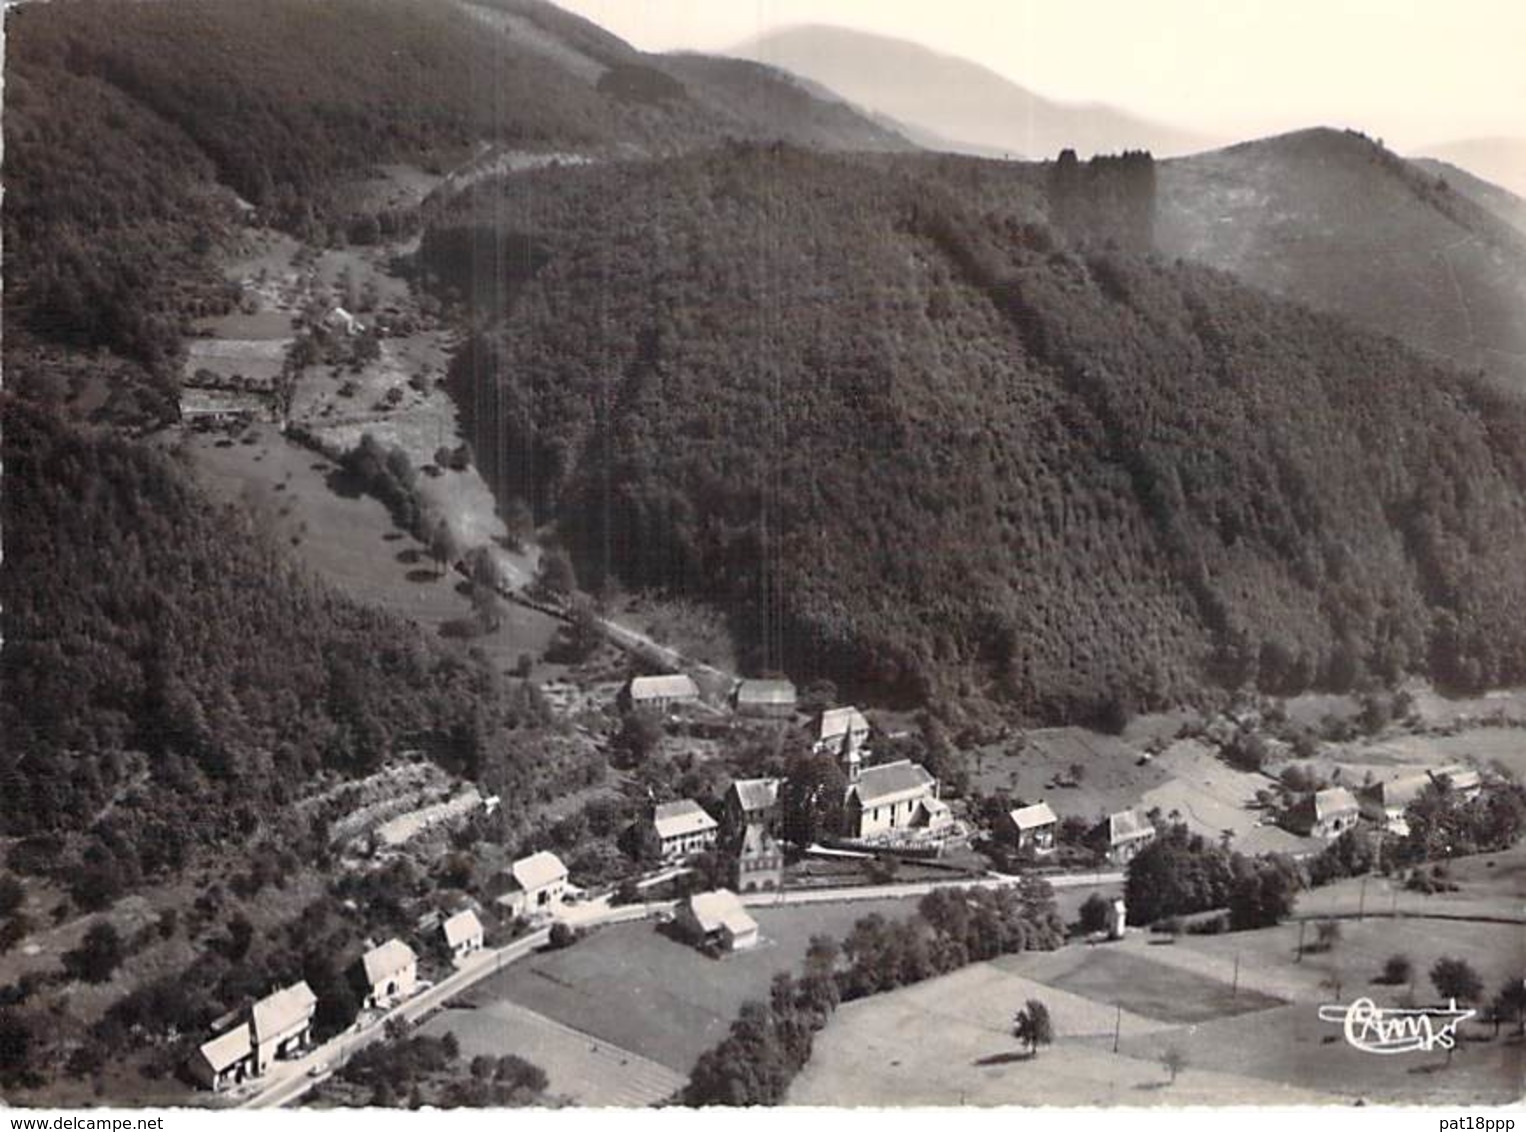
[556,0,1525,151]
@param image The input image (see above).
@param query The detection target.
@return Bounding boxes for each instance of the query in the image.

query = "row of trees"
[1124,824,1299,929]
[683,881,1063,1104]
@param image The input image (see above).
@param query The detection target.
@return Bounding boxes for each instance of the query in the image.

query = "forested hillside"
[1157,129,1526,392]
[0,399,541,864]
[424,146,1526,722]
[2,0,903,391]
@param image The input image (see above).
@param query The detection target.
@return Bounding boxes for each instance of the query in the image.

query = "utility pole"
[1297,919,1307,962]
[1113,1001,1122,1053]
[1358,874,1367,921]
[1232,953,1240,1000]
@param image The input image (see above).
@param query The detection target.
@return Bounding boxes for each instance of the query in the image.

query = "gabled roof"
[735,679,797,706]
[441,908,484,947]
[360,939,417,988]
[728,777,781,813]
[251,982,317,1043]
[653,799,718,840]
[1312,786,1359,820]
[1432,765,1482,791]
[817,706,870,742]
[686,889,758,936]
[1010,802,1058,831]
[197,1025,252,1072]
[1368,774,1431,809]
[510,850,568,892]
[1098,809,1154,845]
[629,674,700,702]
[849,760,936,807]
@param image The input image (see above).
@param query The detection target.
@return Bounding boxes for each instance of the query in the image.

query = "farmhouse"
[622,674,701,713]
[1289,786,1361,839]
[441,908,485,960]
[497,849,570,919]
[729,823,785,893]
[178,387,268,427]
[1432,764,1482,798]
[812,706,871,762]
[188,1025,253,1092]
[324,306,364,335]
[843,760,948,841]
[1002,801,1059,856]
[1359,773,1430,835]
[675,889,760,952]
[652,798,719,861]
[723,776,781,834]
[732,678,797,718]
[1090,809,1156,865]
[250,981,317,1075]
[357,939,418,1010]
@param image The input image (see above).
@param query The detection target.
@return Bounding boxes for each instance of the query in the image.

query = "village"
[146,192,1526,1109]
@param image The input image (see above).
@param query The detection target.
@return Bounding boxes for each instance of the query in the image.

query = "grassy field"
[1140,739,1309,855]
[969,727,1170,823]
[189,430,560,673]
[790,861,1526,1107]
[461,900,919,1074]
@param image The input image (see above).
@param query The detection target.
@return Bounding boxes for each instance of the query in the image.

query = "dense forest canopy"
[2,0,903,389]
[424,145,1526,721]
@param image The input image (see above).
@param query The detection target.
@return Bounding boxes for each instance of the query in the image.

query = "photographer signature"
[1318,997,1475,1054]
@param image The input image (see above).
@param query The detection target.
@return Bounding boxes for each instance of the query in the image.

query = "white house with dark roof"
[497,850,569,919]
[189,1025,253,1092]
[723,776,781,834]
[1003,801,1059,856]
[440,908,485,961]
[676,889,760,952]
[357,939,418,1010]
[250,981,317,1075]
[1090,809,1156,865]
[622,674,701,713]
[843,760,947,840]
[732,679,797,719]
[1289,786,1360,840]
[651,799,719,861]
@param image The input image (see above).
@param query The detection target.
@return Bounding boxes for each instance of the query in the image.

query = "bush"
[1078,892,1112,934]
[548,922,577,949]
[1185,913,1229,935]
[1380,953,1413,985]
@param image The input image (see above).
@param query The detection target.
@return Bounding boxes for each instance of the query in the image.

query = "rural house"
[729,823,785,893]
[1002,801,1059,856]
[356,939,418,1010]
[250,981,317,1076]
[497,849,570,919]
[1432,765,1482,798]
[189,1025,253,1092]
[723,776,781,835]
[323,306,364,335]
[732,678,797,719]
[652,798,719,861]
[842,760,948,840]
[621,673,701,713]
[1359,773,1430,835]
[675,889,760,952]
[440,908,485,961]
[1289,786,1361,840]
[811,706,871,763]
[1090,810,1157,865]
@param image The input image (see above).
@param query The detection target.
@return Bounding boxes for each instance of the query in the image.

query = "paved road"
[238,868,1120,1108]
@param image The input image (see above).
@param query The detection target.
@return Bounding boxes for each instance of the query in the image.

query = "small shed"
[676,889,760,952]
[189,1025,253,1092]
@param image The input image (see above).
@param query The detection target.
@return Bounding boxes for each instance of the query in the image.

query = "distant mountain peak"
[730,23,1218,160]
